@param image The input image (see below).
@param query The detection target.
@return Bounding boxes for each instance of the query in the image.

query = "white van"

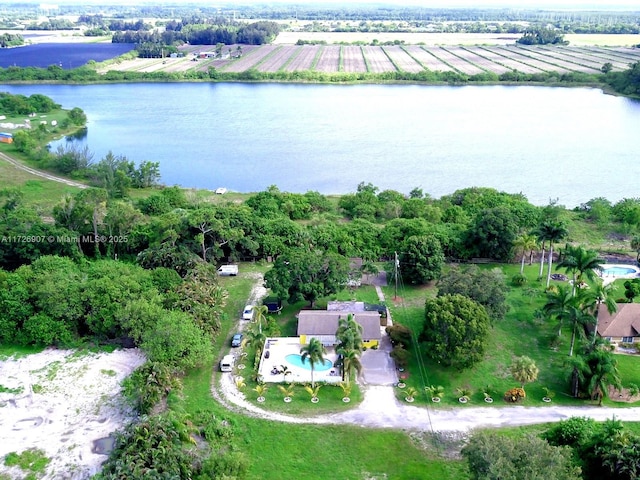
[220,355,234,372]
[217,265,238,276]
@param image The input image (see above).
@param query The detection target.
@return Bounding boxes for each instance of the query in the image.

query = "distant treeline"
[111,20,280,46]
[0,62,637,98]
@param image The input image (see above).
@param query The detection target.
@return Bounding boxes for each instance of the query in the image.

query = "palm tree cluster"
[543,245,615,357]
[334,314,364,388]
[568,341,621,404]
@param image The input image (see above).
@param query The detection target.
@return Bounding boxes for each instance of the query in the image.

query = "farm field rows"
[101,43,640,77]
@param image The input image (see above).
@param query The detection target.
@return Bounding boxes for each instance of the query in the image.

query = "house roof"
[297,311,381,340]
[597,303,640,338]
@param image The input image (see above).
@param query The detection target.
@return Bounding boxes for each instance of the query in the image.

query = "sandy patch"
[0,348,145,479]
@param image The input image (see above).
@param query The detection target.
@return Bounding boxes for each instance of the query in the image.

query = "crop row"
[106,44,640,77]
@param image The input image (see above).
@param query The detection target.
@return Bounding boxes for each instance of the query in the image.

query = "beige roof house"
[297,310,382,346]
[597,303,640,342]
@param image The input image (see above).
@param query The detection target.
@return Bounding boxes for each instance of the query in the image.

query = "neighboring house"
[297,310,382,349]
[597,303,640,344]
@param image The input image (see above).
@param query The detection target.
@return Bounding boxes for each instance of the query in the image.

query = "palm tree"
[304,384,322,402]
[537,220,568,288]
[253,304,268,334]
[534,226,547,279]
[337,347,363,385]
[566,299,595,357]
[567,354,589,398]
[543,284,574,337]
[557,245,604,296]
[513,234,538,274]
[510,356,539,389]
[253,384,268,402]
[336,314,363,353]
[584,283,617,344]
[300,337,327,390]
[279,364,292,383]
[586,347,621,405]
[243,326,266,352]
[278,384,295,402]
[631,235,640,263]
[338,382,352,401]
[234,376,246,390]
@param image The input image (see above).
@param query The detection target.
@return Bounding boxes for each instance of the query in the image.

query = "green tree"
[514,233,538,274]
[264,248,350,307]
[300,337,327,389]
[253,304,268,334]
[565,295,595,357]
[464,206,519,261]
[141,311,214,372]
[544,284,576,337]
[398,234,445,284]
[420,294,490,370]
[462,431,581,480]
[583,283,617,344]
[510,355,539,389]
[556,245,603,296]
[536,220,569,288]
[585,347,621,405]
[632,235,640,263]
[436,265,509,321]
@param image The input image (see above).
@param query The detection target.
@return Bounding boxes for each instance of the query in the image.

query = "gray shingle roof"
[297,311,381,340]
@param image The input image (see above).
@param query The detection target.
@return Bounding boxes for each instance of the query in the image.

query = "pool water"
[285,354,333,371]
[603,266,638,276]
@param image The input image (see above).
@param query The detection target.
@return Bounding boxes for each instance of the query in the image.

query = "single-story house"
[297,310,382,349]
[597,303,640,344]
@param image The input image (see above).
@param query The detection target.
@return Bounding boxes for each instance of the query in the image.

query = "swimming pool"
[285,354,333,371]
[602,266,638,276]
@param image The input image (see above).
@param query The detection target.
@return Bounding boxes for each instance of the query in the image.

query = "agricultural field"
[100,43,640,77]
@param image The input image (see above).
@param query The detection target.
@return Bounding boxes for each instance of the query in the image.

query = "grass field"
[383,262,640,408]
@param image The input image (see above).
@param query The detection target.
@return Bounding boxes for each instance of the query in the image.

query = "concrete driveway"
[360,334,398,386]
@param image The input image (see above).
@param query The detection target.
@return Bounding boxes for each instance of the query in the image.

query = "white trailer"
[217,265,238,276]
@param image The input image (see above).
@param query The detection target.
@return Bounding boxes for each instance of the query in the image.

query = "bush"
[511,273,527,286]
[504,387,526,403]
[385,323,412,346]
[390,344,409,369]
[544,417,598,448]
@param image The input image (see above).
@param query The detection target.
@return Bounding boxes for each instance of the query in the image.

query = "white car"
[242,305,254,321]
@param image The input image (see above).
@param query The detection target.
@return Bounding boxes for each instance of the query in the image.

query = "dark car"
[231,333,243,347]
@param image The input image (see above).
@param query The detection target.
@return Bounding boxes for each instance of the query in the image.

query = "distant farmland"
[102,43,640,76]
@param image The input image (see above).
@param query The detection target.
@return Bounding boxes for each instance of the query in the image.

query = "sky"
[216,0,640,8]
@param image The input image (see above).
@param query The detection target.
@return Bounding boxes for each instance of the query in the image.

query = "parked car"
[242,305,254,321]
[220,354,234,372]
[231,333,243,347]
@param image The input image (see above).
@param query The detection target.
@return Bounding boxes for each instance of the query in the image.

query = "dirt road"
[0,151,87,189]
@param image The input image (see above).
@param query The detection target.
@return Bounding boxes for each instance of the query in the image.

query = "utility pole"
[394,251,399,300]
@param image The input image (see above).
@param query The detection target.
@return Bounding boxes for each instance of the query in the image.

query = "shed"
[0,132,13,144]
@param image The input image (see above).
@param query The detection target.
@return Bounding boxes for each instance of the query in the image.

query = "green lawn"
[383,262,640,407]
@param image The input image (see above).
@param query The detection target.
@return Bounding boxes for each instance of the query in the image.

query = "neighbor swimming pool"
[602,266,638,276]
[285,354,333,371]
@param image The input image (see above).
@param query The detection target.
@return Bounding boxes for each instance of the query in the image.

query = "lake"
[1,82,639,207]
[0,43,135,69]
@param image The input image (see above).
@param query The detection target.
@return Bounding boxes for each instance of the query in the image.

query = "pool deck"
[599,263,640,285]
[258,337,342,384]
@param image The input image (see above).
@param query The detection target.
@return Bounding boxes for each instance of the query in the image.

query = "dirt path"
[0,151,88,189]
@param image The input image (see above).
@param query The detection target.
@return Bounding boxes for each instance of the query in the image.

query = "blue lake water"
[0,43,135,69]
[1,82,639,206]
